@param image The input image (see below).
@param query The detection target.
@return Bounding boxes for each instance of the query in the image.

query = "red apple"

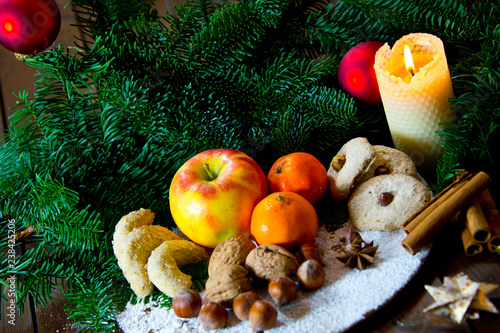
[169,149,268,248]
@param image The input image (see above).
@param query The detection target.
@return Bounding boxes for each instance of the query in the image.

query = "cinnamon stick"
[461,227,483,256]
[477,189,500,253]
[402,172,473,234]
[402,171,492,255]
[465,198,491,243]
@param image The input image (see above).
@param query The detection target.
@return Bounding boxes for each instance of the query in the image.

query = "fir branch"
[3,1,498,331]
[258,53,325,102]
[184,260,209,293]
[189,1,264,65]
[435,11,500,189]
[1,241,70,312]
[65,275,122,332]
[129,289,173,309]
[71,0,158,46]
[315,194,350,227]
[340,0,484,44]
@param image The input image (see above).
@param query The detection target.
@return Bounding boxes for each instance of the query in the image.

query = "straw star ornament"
[423,272,498,324]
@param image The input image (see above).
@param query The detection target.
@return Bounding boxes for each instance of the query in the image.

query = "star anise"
[336,228,378,270]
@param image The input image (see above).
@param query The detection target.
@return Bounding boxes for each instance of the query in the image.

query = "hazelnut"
[375,165,390,176]
[249,300,278,331]
[172,289,202,318]
[233,291,261,321]
[379,192,394,206]
[198,301,228,330]
[297,259,325,290]
[295,242,324,264]
[268,276,297,306]
[331,155,346,172]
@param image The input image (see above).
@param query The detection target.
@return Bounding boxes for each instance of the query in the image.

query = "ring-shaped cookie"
[327,137,376,201]
[348,174,431,231]
[357,145,417,185]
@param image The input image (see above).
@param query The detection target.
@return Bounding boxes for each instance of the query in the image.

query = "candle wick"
[410,69,415,77]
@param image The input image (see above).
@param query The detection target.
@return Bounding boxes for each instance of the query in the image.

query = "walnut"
[205,264,253,307]
[245,245,299,281]
[208,235,256,277]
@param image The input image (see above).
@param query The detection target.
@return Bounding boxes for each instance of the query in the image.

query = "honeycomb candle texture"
[374,33,456,171]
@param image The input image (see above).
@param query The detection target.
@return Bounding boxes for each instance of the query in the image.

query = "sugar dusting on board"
[115,223,429,332]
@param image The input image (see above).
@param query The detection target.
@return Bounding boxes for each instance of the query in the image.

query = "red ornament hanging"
[0,0,61,55]
[338,41,384,105]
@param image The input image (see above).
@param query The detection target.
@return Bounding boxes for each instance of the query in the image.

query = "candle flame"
[404,45,415,76]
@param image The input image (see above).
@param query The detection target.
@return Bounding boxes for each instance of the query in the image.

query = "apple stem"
[276,193,285,201]
[204,163,215,180]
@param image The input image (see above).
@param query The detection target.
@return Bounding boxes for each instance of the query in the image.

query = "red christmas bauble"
[0,0,61,55]
[338,41,384,105]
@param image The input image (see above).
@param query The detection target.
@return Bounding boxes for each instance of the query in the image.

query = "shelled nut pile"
[171,235,326,331]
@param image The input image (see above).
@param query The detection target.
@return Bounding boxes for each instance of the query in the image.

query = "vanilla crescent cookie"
[114,225,182,298]
[147,240,209,297]
[327,137,376,201]
[357,145,417,185]
[112,209,209,299]
[348,174,431,231]
[112,208,155,253]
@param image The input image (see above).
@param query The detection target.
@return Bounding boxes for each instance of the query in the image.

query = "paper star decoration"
[424,272,498,324]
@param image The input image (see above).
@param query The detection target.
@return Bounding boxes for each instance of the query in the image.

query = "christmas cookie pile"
[327,137,432,231]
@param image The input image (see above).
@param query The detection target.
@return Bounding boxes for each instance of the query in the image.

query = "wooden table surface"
[350,222,500,333]
[1,1,499,332]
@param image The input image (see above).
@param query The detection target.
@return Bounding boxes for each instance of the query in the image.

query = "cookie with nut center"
[357,145,417,185]
[327,137,376,201]
[348,174,431,231]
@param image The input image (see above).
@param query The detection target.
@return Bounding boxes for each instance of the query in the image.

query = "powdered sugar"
[115,223,429,332]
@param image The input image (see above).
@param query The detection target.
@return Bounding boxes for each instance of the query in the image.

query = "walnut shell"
[245,245,299,281]
[208,235,256,277]
[205,264,253,307]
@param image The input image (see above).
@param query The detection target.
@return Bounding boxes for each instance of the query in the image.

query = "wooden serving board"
[116,223,430,332]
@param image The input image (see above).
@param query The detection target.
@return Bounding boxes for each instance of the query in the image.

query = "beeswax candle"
[374,33,456,170]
